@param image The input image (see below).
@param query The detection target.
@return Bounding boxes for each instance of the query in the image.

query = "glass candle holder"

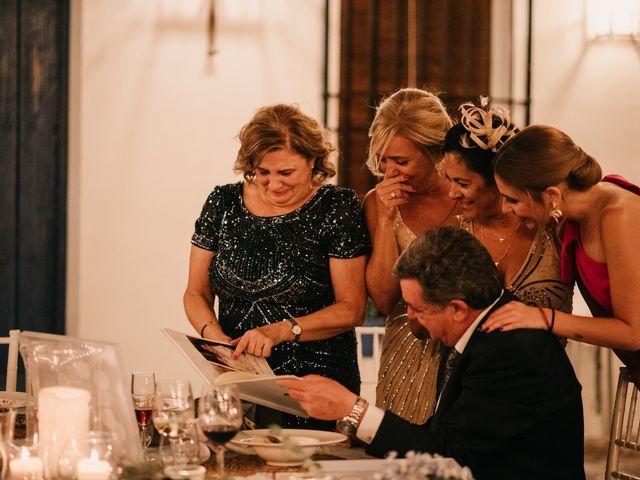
[56,431,117,480]
[7,435,44,480]
[163,464,206,480]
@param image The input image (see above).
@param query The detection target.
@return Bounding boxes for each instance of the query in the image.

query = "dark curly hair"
[394,226,502,309]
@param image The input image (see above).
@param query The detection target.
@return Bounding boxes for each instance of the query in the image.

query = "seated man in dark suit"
[279,226,585,480]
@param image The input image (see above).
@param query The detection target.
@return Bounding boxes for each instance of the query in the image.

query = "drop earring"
[550,201,563,223]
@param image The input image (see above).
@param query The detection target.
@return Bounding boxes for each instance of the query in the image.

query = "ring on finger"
[390,191,397,199]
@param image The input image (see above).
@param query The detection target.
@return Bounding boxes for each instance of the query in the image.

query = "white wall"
[68,0,331,392]
[532,0,640,178]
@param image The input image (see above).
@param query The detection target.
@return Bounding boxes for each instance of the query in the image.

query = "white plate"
[231,429,347,448]
[229,429,348,466]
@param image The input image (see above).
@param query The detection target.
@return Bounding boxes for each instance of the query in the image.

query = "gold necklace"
[478,219,522,266]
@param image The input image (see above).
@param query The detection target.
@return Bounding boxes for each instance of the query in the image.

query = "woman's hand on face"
[230,322,288,358]
[375,173,415,220]
[481,301,549,333]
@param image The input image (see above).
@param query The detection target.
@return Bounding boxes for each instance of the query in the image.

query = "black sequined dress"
[191,182,370,429]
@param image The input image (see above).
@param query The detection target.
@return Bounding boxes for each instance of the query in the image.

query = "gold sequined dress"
[375,211,445,424]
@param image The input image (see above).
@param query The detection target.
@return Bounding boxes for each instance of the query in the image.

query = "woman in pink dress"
[484,124,640,384]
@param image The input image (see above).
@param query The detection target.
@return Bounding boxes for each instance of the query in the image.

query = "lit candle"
[76,451,112,480]
[9,447,43,480]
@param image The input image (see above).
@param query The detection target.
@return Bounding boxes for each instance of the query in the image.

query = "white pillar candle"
[9,448,43,480]
[37,387,91,477]
[76,457,112,480]
[37,386,91,440]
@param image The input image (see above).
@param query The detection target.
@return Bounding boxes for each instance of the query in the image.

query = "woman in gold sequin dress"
[442,99,573,315]
[363,88,460,424]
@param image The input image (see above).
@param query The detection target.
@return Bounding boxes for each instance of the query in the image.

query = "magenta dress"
[560,174,640,383]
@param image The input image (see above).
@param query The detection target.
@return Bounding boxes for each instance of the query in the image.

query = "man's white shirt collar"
[453,289,504,355]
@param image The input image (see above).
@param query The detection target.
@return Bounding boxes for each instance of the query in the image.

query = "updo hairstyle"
[234,104,336,183]
[494,125,602,202]
[366,88,453,177]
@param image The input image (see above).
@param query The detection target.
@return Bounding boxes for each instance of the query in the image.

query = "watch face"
[292,325,302,335]
[336,419,356,436]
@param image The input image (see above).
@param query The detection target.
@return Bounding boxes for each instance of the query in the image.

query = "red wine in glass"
[131,372,156,449]
[202,426,239,446]
[198,384,243,478]
[135,407,153,426]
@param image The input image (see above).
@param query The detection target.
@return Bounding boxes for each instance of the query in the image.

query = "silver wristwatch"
[336,397,367,437]
[287,318,302,343]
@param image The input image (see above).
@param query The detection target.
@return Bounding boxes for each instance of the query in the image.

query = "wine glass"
[152,379,195,466]
[131,371,156,448]
[198,384,243,478]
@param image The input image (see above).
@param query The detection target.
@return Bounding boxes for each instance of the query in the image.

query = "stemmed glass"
[131,371,156,449]
[198,384,243,478]
[152,379,195,466]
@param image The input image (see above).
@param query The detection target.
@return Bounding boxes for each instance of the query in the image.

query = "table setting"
[0,331,474,480]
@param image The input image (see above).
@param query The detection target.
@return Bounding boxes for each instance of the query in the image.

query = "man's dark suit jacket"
[367,292,585,480]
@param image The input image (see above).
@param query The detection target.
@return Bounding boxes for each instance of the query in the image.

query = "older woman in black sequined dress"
[184,104,370,430]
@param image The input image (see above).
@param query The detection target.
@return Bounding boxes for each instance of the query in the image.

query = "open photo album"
[163,328,307,417]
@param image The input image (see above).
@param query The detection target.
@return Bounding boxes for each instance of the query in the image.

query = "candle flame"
[20,446,30,460]
[90,449,99,461]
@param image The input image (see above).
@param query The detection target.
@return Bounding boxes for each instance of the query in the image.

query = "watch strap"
[287,317,302,343]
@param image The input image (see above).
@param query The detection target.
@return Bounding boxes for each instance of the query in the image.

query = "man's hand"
[278,375,358,420]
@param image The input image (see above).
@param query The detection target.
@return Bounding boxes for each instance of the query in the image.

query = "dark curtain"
[338,0,492,197]
[0,0,69,387]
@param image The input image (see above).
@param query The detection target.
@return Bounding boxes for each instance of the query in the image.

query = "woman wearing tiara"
[442,99,573,312]
[364,88,460,424]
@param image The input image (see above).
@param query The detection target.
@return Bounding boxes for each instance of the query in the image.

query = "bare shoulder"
[599,186,640,232]
[597,189,640,263]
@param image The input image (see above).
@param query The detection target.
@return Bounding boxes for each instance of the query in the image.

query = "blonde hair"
[366,88,453,177]
[494,125,602,204]
[234,104,336,183]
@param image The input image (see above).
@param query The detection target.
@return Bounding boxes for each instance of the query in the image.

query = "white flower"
[374,451,475,480]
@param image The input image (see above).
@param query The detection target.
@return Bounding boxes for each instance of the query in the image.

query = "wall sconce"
[586,0,640,39]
